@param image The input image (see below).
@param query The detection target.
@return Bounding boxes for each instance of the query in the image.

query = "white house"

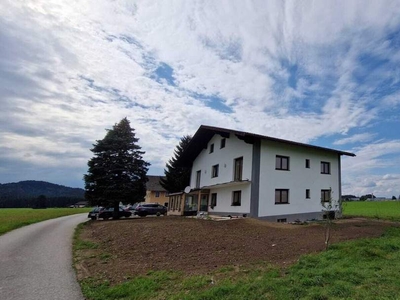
[170,125,355,222]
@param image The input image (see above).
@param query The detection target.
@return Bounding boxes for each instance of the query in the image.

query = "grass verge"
[0,207,90,235]
[343,201,400,221]
[75,225,400,300]
[74,222,99,251]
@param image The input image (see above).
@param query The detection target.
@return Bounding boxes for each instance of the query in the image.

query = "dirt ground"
[76,216,395,284]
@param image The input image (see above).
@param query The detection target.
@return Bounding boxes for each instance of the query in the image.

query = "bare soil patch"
[76,217,394,284]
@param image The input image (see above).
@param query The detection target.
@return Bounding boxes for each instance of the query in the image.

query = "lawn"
[343,200,400,221]
[0,207,90,235]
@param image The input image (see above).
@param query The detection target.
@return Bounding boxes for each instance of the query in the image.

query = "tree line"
[0,196,83,208]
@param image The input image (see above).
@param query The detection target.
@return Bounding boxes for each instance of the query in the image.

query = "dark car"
[98,207,132,220]
[134,203,167,217]
[88,207,104,220]
[128,203,139,214]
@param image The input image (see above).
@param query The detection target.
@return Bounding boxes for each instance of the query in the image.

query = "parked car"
[128,203,139,214]
[88,206,104,220]
[134,203,167,217]
[98,207,132,220]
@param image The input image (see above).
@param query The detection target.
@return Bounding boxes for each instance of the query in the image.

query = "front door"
[200,194,208,212]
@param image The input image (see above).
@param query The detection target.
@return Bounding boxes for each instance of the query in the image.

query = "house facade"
[169,125,355,222]
[144,176,169,206]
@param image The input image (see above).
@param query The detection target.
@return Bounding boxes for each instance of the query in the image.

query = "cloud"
[341,140,400,196]
[1,0,400,194]
[343,140,400,172]
[334,133,376,145]
[342,173,400,197]
[382,174,398,180]
[359,180,377,188]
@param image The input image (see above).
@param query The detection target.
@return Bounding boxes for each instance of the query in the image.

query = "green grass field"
[0,208,90,235]
[343,200,400,221]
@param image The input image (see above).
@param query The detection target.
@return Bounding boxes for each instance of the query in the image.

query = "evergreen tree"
[84,118,150,218]
[36,195,47,209]
[160,135,192,193]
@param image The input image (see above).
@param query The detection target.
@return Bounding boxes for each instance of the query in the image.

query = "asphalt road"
[0,213,87,300]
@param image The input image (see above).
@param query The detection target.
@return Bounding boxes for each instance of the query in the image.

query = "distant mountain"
[0,180,85,208]
[0,180,84,198]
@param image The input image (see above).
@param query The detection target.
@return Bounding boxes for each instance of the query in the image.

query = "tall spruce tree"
[160,135,192,193]
[84,118,150,218]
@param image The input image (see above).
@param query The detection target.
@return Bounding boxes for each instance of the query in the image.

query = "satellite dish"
[184,186,191,193]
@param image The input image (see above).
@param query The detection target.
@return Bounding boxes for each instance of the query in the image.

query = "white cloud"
[343,140,400,173]
[334,133,376,145]
[342,173,400,197]
[1,0,400,191]
[383,174,398,180]
[342,141,400,196]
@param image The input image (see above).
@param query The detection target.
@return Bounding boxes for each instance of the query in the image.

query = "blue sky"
[1,0,400,197]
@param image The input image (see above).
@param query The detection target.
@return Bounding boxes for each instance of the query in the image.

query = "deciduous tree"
[84,118,150,218]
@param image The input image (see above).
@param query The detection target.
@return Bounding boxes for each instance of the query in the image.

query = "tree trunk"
[324,219,331,250]
[113,201,120,220]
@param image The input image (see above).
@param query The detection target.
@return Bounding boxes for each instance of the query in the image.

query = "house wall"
[190,134,253,214]
[258,139,340,221]
[145,191,169,206]
[207,184,251,215]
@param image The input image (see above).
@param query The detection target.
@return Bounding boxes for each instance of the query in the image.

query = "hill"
[0,180,85,208]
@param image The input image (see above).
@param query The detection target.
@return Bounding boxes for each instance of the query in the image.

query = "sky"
[1,0,400,197]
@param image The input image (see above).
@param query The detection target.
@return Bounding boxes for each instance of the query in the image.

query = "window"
[165,192,169,197]
[210,193,217,207]
[185,195,198,211]
[220,138,226,149]
[275,189,289,204]
[212,164,219,178]
[321,161,330,174]
[305,159,310,168]
[232,190,241,206]
[171,197,176,211]
[306,189,310,199]
[209,143,214,153]
[321,189,331,202]
[234,157,243,181]
[275,155,290,170]
[277,218,287,223]
[155,191,160,198]
[196,170,201,188]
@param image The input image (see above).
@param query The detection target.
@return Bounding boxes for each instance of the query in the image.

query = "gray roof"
[74,201,88,205]
[146,175,166,192]
[178,125,356,166]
